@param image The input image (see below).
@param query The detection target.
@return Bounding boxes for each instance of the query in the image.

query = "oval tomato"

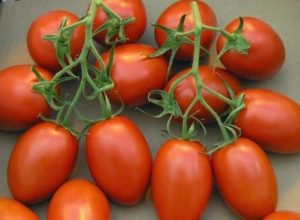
[0,197,39,220]
[165,65,242,123]
[27,10,85,71]
[155,0,217,61]
[151,139,212,220]
[7,122,78,204]
[0,65,53,131]
[235,89,300,153]
[97,43,168,107]
[93,0,147,46]
[47,179,110,220]
[264,211,300,220]
[217,17,285,80]
[211,138,277,219]
[86,116,152,205]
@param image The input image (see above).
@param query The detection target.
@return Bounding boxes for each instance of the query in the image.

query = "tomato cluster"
[0,0,299,219]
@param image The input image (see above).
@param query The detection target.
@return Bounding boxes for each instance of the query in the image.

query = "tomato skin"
[235,89,300,154]
[47,179,110,220]
[217,17,285,80]
[264,211,300,220]
[212,138,277,220]
[155,0,217,61]
[151,139,212,220]
[7,122,79,204]
[97,44,168,107]
[93,0,147,46]
[0,197,39,220]
[0,65,53,131]
[165,66,242,123]
[27,10,85,71]
[86,116,152,205]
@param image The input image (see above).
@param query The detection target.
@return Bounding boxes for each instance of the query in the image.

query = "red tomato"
[0,65,53,131]
[217,17,285,80]
[235,89,300,154]
[47,179,110,220]
[264,211,300,220]
[93,0,147,46]
[97,43,168,107]
[155,0,217,61]
[27,10,85,71]
[165,65,242,123]
[212,138,277,219]
[8,122,78,204]
[86,116,152,205]
[0,197,39,220]
[151,139,212,220]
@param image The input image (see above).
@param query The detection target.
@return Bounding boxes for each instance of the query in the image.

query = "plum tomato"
[0,65,53,131]
[264,210,300,220]
[86,116,152,205]
[212,138,277,219]
[217,17,285,80]
[235,89,300,154]
[7,122,79,204]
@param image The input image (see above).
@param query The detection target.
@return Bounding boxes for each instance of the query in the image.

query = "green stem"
[202,24,235,40]
[202,84,236,106]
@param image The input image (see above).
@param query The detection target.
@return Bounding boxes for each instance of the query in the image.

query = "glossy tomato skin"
[86,116,152,205]
[47,179,110,220]
[27,10,85,71]
[235,89,300,154]
[165,66,242,123]
[217,17,285,80]
[212,138,277,219]
[93,0,147,46]
[151,139,212,220]
[155,0,217,61]
[0,197,39,220]
[97,44,168,107]
[8,122,78,204]
[0,65,53,131]
[264,211,300,220]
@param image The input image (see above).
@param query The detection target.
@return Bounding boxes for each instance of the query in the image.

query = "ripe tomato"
[86,116,152,205]
[151,139,212,220]
[155,0,217,61]
[97,43,168,107]
[165,65,242,123]
[264,211,300,220]
[93,0,147,46]
[0,197,39,220]
[0,65,53,131]
[212,138,277,219]
[235,89,300,154]
[47,179,110,220]
[8,122,78,204]
[217,17,285,80]
[27,10,85,71]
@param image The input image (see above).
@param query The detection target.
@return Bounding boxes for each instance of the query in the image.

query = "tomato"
[165,65,242,123]
[264,211,300,220]
[155,0,217,61]
[0,197,39,220]
[151,139,212,220]
[27,10,85,71]
[216,17,285,80]
[97,43,168,107]
[93,0,147,46]
[235,89,300,154]
[47,179,110,220]
[212,138,277,219]
[0,65,53,131]
[86,116,152,205]
[7,122,78,204]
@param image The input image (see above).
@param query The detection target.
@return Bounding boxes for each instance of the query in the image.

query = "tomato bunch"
[0,0,299,220]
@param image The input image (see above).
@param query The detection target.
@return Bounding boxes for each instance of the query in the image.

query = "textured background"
[0,0,300,219]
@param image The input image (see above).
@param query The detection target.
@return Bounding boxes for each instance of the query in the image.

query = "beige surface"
[0,0,300,219]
